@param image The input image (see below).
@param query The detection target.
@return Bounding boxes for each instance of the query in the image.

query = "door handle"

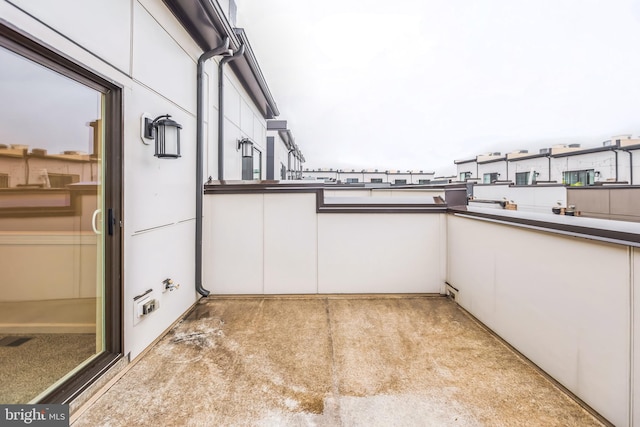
[91,209,102,235]
[108,209,115,236]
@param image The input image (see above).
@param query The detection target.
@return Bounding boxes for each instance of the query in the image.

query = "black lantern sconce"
[143,114,182,159]
[237,137,254,158]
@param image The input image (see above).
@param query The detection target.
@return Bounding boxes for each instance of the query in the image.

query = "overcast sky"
[238,0,640,175]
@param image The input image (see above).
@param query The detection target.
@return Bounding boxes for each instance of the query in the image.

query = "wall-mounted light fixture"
[142,114,182,159]
[237,137,254,158]
[238,138,254,180]
[594,171,601,178]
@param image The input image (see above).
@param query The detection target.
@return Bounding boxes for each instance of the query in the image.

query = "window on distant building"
[280,164,286,180]
[394,179,407,185]
[0,173,8,188]
[370,178,383,183]
[418,179,430,184]
[345,178,359,183]
[459,172,472,181]
[515,172,534,185]
[563,169,595,186]
[483,173,499,183]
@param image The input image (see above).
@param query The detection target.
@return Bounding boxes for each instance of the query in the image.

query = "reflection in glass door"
[0,44,106,403]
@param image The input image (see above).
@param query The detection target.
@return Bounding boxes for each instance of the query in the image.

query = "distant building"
[266,120,305,180]
[455,135,640,185]
[303,168,436,184]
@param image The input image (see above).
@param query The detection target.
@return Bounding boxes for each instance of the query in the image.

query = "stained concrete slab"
[72,296,605,426]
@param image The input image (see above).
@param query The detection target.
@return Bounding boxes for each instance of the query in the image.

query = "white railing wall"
[203,192,446,294]
[447,213,638,427]
[204,186,639,426]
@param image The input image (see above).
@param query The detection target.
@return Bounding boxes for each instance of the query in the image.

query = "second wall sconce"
[237,137,254,158]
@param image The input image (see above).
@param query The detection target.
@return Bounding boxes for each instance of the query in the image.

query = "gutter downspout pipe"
[217,44,245,180]
[621,148,634,185]
[195,37,230,298]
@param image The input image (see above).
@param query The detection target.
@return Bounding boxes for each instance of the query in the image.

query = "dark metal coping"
[163,0,278,119]
[205,183,640,247]
[205,183,449,213]
[450,206,640,248]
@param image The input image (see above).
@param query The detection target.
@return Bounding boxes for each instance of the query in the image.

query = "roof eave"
[162,1,279,119]
[229,28,279,119]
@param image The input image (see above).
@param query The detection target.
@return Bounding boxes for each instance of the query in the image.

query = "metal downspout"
[287,149,294,180]
[622,148,634,185]
[195,37,230,298]
[217,45,245,180]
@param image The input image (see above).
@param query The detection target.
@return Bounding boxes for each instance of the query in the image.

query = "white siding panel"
[240,99,254,137]
[132,2,196,113]
[223,76,241,127]
[448,215,630,427]
[124,221,196,359]
[205,194,264,294]
[125,85,196,232]
[264,194,317,294]
[9,0,132,73]
[223,118,243,180]
[317,214,443,294]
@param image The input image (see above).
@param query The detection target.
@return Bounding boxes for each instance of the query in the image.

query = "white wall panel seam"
[4,0,132,78]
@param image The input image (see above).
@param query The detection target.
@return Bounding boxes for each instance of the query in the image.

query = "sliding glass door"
[0,26,121,404]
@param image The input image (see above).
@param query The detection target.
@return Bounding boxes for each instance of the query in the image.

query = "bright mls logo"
[1,405,68,426]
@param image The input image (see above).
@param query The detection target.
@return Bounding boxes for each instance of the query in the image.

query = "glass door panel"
[0,45,105,403]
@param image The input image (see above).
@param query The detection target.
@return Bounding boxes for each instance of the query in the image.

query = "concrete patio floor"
[72,295,605,426]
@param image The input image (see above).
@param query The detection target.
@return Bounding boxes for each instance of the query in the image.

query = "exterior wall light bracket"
[237,137,254,158]
[141,113,182,159]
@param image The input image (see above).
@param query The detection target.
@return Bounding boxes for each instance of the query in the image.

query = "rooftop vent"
[568,144,581,148]
[539,148,551,154]
[603,140,612,147]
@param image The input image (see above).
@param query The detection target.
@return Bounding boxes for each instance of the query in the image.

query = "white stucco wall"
[565,151,619,182]
[477,161,507,182]
[456,162,477,180]
[508,157,550,182]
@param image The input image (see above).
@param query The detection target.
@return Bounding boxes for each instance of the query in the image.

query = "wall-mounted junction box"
[133,289,159,325]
